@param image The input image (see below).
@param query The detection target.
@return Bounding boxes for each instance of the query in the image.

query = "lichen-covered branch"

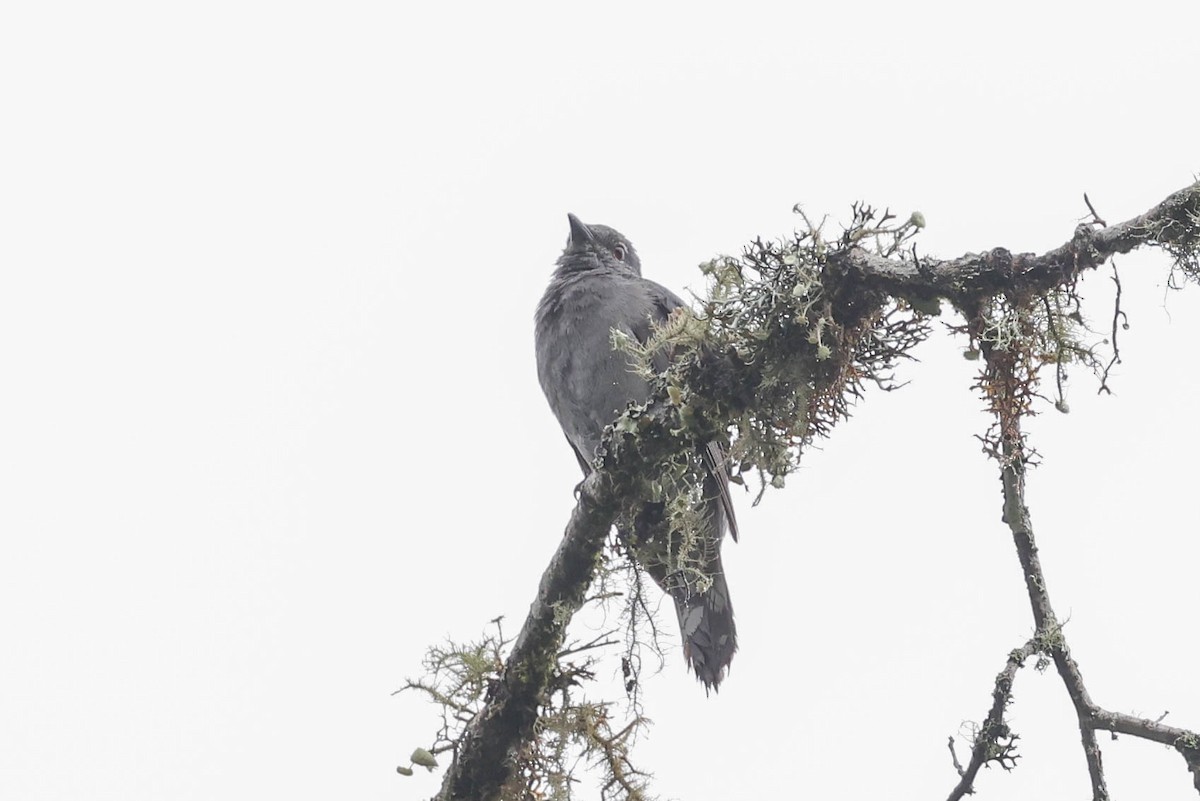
[946,640,1036,801]
[832,180,1200,308]
[415,180,1200,801]
[994,392,1112,800]
[953,343,1200,799]
[435,473,621,801]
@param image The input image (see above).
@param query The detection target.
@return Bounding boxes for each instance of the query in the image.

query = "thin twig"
[947,737,965,777]
[1042,294,1068,409]
[558,633,621,659]
[1084,193,1108,227]
[1099,260,1125,394]
[946,640,1036,801]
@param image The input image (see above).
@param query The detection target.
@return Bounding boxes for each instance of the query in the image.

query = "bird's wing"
[632,280,740,543]
[703,441,740,543]
[627,280,686,373]
[568,437,593,476]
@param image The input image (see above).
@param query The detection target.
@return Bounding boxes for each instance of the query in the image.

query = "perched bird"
[534,213,739,690]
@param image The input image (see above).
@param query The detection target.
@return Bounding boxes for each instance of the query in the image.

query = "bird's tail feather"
[672,568,737,693]
[627,494,738,692]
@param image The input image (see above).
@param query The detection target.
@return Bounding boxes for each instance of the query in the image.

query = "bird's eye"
[613,244,626,261]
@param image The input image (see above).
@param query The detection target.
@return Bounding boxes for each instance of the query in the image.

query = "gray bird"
[534,213,739,690]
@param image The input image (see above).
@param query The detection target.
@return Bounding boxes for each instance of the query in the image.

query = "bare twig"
[1084,193,1108,227]
[947,737,965,777]
[1042,294,1069,409]
[558,632,621,659]
[1099,260,1126,394]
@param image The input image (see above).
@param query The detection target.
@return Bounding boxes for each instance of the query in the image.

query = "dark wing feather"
[628,281,685,373]
[568,437,592,476]
[703,441,740,543]
[633,281,739,543]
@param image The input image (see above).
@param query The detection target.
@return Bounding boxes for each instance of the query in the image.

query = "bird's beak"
[566,213,595,250]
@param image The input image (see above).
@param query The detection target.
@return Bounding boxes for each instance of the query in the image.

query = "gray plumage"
[534,213,739,691]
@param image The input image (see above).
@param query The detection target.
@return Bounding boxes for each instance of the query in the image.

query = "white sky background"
[1,2,1198,799]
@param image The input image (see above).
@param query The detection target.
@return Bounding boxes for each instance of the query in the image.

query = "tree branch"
[833,180,1200,306]
[963,348,1200,799]
[946,640,1037,801]
[998,420,1113,800]
[435,472,620,801]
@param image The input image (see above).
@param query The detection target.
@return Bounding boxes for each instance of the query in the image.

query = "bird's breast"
[535,277,654,458]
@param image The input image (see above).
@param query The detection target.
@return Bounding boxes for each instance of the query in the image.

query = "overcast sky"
[2,2,1198,800]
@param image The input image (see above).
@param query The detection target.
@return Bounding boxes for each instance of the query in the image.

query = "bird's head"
[559,213,642,276]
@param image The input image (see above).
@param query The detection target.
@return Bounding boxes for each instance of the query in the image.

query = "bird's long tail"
[672,565,737,692]
[627,481,738,692]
